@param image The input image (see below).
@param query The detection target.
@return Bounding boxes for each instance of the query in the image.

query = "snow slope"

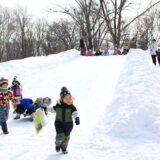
[0,49,160,160]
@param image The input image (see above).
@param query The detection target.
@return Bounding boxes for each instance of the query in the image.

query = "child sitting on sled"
[14,97,52,120]
[48,87,80,154]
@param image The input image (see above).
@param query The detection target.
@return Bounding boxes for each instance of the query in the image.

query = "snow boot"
[61,138,69,154]
[14,114,20,120]
[55,139,63,152]
[55,146,60,152]
[1,122,9,134]
[3,131,9,134]
[62,148,68,154]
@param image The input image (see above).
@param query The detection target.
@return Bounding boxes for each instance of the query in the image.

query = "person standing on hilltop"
[148,39,158,65]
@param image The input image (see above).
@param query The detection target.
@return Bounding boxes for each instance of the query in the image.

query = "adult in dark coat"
[156,48,160,66]
[79,38,86,55]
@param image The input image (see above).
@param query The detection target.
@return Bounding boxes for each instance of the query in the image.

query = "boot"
[14,114,20,119]
[55,139,63,152]
[55,146,60,152]
[62,148,68,154]
[1,122,9,134]
[61,138,69,154]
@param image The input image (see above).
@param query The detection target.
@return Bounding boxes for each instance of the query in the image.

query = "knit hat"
[43,97,52,107]
[0,77,8,86]
[12,76,20,85]
[60,87,71,99]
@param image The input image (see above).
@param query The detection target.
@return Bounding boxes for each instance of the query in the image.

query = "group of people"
[148,38,160,66]
[79,38,130,56]
[0,77,80,154]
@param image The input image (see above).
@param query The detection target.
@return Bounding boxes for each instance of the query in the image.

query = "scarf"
[0,87,8,93]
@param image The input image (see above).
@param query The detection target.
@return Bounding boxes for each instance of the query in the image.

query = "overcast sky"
[0,0,156,20]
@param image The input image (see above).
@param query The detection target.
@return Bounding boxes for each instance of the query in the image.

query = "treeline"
[0,6,79,62]
[0,0,160,62]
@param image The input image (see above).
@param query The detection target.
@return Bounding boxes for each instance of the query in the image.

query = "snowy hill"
[1,49,160,160]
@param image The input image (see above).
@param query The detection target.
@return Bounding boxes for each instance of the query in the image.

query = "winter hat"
[12,76,20,85]
[35,97,43,107]
[60,87,71,99]
[0,77,8,86]
[43,97,52,107]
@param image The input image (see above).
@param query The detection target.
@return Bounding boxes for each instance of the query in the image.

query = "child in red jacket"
[0,78,16,134]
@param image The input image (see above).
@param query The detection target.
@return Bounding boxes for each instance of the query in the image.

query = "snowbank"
[106,49,160,139]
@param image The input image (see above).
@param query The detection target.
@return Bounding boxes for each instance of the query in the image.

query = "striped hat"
[0,77,8,86]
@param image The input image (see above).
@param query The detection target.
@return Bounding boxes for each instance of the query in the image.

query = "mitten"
[75,117,80,125]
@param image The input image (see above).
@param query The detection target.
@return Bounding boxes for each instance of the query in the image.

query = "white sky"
[0,0,157,20]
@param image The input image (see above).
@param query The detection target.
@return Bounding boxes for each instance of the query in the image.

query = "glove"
[75,117,80,125]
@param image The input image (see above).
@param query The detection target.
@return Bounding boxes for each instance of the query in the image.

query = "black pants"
[16,104,35,116]
[1,122,8,133]
[54,122,73,149]
[151,55,157,65]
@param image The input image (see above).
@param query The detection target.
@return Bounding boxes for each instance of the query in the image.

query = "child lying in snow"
[48,87,80,154]
[14,97,52,120]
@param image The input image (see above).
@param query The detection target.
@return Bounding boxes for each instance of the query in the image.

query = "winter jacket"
[49,100,79,123]
[103,49,109,56]
[80,39,85,48]
[0,91,15,110]
[11,84,22,98]
[113,49,121,55]
[20,98,34,110]
[95,50,102,56]
[148,41,158,55]
[0,90,15,123]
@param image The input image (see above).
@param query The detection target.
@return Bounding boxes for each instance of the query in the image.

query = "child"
[0,77,16,134]
[48,87,80,154]
[95,48,102,56]
[14,98,34,119]
[103,49,109,56]
[113,48,121,55]
[122,44,129,55]
[10,76,23,105]
[14,97,52,120]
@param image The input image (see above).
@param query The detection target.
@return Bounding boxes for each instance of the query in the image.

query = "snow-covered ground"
[0,49,160,160]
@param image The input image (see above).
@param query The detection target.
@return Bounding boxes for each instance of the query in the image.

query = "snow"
[0,49,160,159]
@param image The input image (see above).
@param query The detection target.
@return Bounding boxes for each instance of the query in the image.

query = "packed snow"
[0,49,160,160]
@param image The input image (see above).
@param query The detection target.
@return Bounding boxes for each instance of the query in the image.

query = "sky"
[0,0,75,20]
[0,0,156,20]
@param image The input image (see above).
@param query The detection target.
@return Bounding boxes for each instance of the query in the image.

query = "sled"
[33,108,47,133]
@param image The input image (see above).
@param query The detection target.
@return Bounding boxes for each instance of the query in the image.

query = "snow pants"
[157,52,160,66]
[151,55,157,65]
[0,106,9,133]
[54,121,73,150]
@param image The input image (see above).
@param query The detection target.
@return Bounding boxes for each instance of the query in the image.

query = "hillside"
[0,49,160,160]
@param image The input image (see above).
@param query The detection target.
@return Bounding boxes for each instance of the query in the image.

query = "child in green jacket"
[49,87,80,154]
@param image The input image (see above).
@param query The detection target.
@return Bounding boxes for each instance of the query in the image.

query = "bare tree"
[49,0,108,50]
[14,7,34,58]
[0,6,15,62]
[34,19,48,56]
[99,0,160,48]
[46,20,79,53]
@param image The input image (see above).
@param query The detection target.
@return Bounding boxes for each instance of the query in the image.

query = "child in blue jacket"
[14,97,52,120]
